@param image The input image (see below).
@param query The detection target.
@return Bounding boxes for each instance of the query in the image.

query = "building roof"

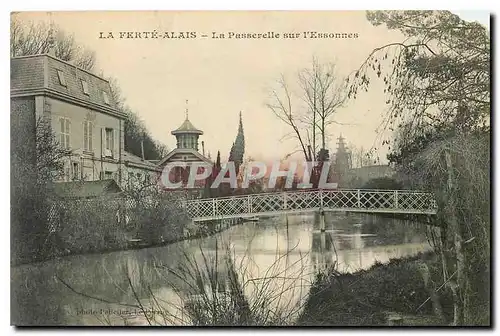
[52,179,123,199]
[157,148,212,166]
[123,151,160,171]
[171,118,203,135]
[11,54,122,118]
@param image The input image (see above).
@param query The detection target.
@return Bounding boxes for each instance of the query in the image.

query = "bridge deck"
[184,189,437,222]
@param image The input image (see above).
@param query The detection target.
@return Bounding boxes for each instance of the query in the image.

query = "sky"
[12,10,491,163]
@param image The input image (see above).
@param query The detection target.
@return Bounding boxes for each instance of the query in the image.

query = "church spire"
[229,111,245,175]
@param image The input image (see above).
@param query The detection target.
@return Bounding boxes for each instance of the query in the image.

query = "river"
[11,212,431,326]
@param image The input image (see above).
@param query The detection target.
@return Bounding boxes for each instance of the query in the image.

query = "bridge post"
[357,189,361,208]
[319,209,326,232]
[283,192,287,210]
[316,189,325,232]
[247,195,251,213]
[394,191,399,209]
[212,198,216,218]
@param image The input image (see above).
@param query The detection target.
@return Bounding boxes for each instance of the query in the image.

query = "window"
[102,91,110,105]
[57,70,66,86]
[104,171,113,179]
[105,128,114,156]
[72,162,80,180]
[81,80,89,95]
[83,120,93,152]
[59,117,70,149]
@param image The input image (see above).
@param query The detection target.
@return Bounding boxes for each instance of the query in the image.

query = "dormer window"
[102,91,110,105]
[57,70,66,86]
[81,80,89,95]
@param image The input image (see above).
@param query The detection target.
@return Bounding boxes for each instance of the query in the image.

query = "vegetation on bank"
[346,11,490,326]
[13,187,247,266]
[155,248,483,327]
[298,252,453,326]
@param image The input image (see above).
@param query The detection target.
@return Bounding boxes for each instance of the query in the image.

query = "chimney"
[202,141,205,156]
[48,23,56,57]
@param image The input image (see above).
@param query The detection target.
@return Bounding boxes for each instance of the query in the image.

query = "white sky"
[12,10,490,163]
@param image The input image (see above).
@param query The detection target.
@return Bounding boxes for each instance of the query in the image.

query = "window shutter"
[101,128,106,158]
[83,122,88,151]
[66,119,71,149]
[113,129,119,160]
[89,122,93,152]
[59,118,65,148]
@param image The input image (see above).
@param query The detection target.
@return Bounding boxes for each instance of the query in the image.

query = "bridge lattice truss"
[184,189,437,222]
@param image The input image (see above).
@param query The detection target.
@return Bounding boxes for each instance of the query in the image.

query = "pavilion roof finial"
[185,99,189,120]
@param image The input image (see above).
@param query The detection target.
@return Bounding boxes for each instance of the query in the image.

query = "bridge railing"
[184,189,437,220]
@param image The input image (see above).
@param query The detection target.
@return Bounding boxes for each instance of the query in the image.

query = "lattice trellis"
[359,191,394,209]
[322,190,358,208]
[251,193,284,213]
[397,191,437,211]
[285,191,319,211]
[186,200,214,218]
[185,189,437,220]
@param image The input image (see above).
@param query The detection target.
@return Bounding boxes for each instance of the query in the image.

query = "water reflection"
[11,212,431,326]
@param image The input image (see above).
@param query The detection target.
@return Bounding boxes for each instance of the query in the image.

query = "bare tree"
[348,142,375,168]
[267,59,348,163]
[266,75,312,162]
[10,16,96,71]
[299,59,348,152]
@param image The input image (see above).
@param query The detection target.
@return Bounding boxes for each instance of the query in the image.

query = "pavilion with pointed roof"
[171,117,204,151]
[157,105,212,190]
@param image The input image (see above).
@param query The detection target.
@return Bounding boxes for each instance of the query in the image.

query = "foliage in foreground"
[153,240,310,326]
[298,252,454,326]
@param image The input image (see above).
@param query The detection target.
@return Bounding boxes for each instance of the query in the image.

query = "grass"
[153,237,312,326]
[297,251,454,326]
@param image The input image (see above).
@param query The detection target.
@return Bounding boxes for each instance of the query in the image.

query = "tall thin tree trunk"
[444,149,465,325]
[312,98,316,164]
[321,117,326,150]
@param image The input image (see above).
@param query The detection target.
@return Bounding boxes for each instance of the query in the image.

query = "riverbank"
[297,251,455,326]
[12,217,247,267]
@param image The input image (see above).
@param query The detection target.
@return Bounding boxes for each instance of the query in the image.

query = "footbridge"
[184,189,437,222]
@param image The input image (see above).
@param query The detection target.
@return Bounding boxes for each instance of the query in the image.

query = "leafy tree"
[362,177,403,190]
[11,116,71,264]
[348,10,489,157]
[349,11,490,325]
